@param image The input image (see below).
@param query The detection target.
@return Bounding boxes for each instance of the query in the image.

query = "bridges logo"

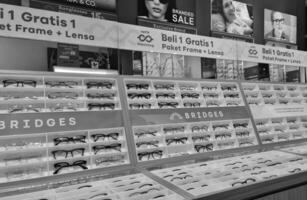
[169,112,183,121]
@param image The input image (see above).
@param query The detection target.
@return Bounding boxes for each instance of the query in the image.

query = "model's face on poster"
[222,0,235,23]
[272,12,285,38]
[145,0,169,21]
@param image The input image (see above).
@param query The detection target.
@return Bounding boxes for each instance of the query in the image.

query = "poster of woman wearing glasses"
[264,9,297,44]
[138,0,196,32]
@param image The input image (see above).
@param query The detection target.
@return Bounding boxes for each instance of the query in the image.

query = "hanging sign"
[237,41,307,67]
[118,22,237,60]
[0,3,118,48]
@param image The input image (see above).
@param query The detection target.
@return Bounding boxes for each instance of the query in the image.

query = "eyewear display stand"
[1,70,307,200]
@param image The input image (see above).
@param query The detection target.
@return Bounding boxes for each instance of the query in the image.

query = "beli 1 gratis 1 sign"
[0,3,118,48]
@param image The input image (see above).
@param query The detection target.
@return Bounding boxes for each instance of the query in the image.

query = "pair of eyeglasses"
[166,137,188,145]
[202,86,217,91]
[138,150,163,161]
[147,0,169,5]
[239,141,254,147]
[217,142,235,148]
[181,93,199,99]
[128,93,151,99]
[91,132,119,142]
[212,124,229,130]
[233,123,248,129]
[191,125,209,132]
[95,155,124,166]
[158,102,178,108]
[262,137,274,142]
[130,103,151,110]
[52,148,85,159]
[3,79,37,88]
[236,131,250,137]
[192,135,210,143]
[47,92,79,99]
[184,102,201,108]
[232,178,256,187]
[86,81,113,89]
[203,93,219,98]
[170,175,192,182]
[46,81,78,88]
[206,102,220,107]
[289,168,302,173]
[163,126,185,134]
[224,93,239,98]
[194,143,213,152]
[279,100,289,104]
[136,141,159,148]
[287,119,297,124]
[9,105,40,113]
[262,93,273,98]
[93,143,121,154]
[50,104,78,112]
[154,84,174,90]
[54,135,86,146]
[227,102,240,106]
[246,94,258,98]
[87,93,115,100]
[88,103,115,110]
[215,133,232,140]
[156,93,175,99]
[135,130,157,138]
[221,86,237,91]
[128,188,160,197]
[126,83,149,90]
[272,18,285,24]
[53,160,88,174]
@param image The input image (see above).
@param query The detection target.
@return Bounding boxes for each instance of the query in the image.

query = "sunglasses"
[91,132,119,142]
[156,93,175,99]
[46,81,78,88]
[52,148,85,159]
[3,79,37,88]
[93,143,122,154]
[53,160,88,174]
[136,141,159,148]
[233,123,248,129]
[138,150,163,161]
[135,130,157,138]
[128,93,151,99]
[194,143,213,152]
[154,84,174,90]
[126,83,149,90]
[236,131,250,137]
[87,93,115,100]
[212,124,229,130]
[88,103,115,110]
[47,92,79,99]
[129,103,151,109]
[147,0,169,4]
[86,81,113,89]
[224,93,239,98]
[181,93,199,99]
[158,102,178,108]
[221,85,237,91]
[166,137,188,145]
[54,135,86,146]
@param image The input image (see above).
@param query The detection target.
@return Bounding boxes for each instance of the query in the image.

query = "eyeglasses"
[202,86,217,91]
[289,168,302,173]
[232,178,256,187]
[170,175,193,182]
[180,86,196,91]
[52,148,85,159]
[54,135,86,146]
[227,102,240,106]
[128,188,160,197]
[3,79,37,88]
[158,102,178,108]
[156,93,175,99]
[221,85,237,91]
[88,103,115,110]
[86,81,113,89]
[126,83,149,90]
[166,137,188,145]
[194,143,213,152]
[191,125,209,132]
[91,132,119,142]
[46,81,78,88]
[236,131,250,137]
[47,92,79,99]
[129,103,151,109]
[135,130,157,138]
[215,133,232,140]
[128,93,151,99]
[224,93,239,98]
[87,93,115,100]
[163,126,185,134]
[239,141,254,147]
[279,100,289,104]
[154,84,174,90]
[181,93,199,99]
[262,137,274,143]
[217,142,235,148]
[203,93,219,98]
[136,141,159,148]
[212,124,229,130]
[9,105,40,113]
[233,123,248,129]
[184,102,201,108]
[49,104,78,112]
[147,0,169,5]
[192,135,210,143]
[93,143,121,154]
[206,101,220,107]
[138,150,163,161]
[95,155,124,166]
[53,160,88,174]
[272,18,285,24]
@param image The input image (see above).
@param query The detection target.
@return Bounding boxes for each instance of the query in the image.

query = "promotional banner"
[250,105,307,119]
[47,0,116,12]
[0,111,123,135]
[0,3,118,48]
[57,43,80,67]
[129,107,250,126]
[118,22,237,60]
[237,42,307,67]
